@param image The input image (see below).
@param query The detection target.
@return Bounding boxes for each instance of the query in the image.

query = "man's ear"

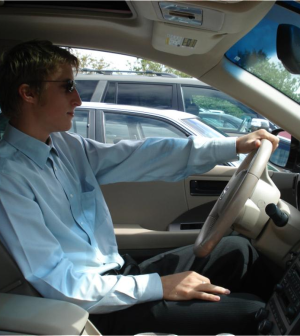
[18,84,38,104]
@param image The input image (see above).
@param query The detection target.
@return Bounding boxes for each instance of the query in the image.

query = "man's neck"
[10,117,50,143]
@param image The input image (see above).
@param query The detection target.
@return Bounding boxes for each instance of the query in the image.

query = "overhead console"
[155,2,225,32]
[152,1,225,56]
[132,1,275,56]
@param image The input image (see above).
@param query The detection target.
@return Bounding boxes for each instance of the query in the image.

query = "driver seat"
[0,239,40,296]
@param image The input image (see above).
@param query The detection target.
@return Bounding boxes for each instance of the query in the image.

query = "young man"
[0,40,279,335]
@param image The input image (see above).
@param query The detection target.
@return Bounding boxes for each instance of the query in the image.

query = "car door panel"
[101,180,189,232]
[102,180,198,254]
[184,166,236,210]
[169,200,217,231]
[106,167,298,255]
[102,166,236,252]
[115,224,197,257]
[102,166,235,233]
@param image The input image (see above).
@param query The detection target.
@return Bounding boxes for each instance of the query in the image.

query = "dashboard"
[256,253,300,335]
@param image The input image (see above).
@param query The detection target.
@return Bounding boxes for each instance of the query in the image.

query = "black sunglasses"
[41,79,76,93]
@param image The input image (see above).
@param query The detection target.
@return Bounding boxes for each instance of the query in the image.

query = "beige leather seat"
[0,239,40,296]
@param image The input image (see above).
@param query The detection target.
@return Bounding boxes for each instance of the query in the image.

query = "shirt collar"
[47,137,59,157]
[3,124,59,169]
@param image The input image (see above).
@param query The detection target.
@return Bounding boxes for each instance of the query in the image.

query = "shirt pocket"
[81,187,96,227]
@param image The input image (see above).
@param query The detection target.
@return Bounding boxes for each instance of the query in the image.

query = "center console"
[256,253,300,335]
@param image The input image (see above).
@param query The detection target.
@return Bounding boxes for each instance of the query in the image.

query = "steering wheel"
[194,139,274,258]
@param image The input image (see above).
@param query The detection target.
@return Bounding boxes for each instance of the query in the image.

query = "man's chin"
[53,124,73,133]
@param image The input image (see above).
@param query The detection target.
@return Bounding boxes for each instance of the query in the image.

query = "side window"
[69,110,89,138]
[75,80,98,102]
[115,83,173,109]
[104,113,132,144]
[104,112,186,144]
[139,118,186,138]
[181,86,268,136]
[200,116,224,129]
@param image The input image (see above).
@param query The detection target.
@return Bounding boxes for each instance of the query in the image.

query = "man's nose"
[73,88,82,106]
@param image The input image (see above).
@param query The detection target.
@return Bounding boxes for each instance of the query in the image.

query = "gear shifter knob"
[265,203,288,227]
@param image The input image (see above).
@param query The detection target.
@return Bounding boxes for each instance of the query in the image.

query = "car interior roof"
[0,1,274,78]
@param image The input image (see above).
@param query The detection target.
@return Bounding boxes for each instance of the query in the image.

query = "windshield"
[226,2,300,104]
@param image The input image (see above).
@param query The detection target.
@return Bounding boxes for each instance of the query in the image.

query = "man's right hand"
[161,271,230,302]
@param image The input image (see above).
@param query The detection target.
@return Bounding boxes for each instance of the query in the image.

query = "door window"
[104,113,132,144]
[69,110,89,138]
[140,118,186,138]
[104,112,186,144]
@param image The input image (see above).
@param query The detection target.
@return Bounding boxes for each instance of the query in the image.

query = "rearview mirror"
[277,24,300,74]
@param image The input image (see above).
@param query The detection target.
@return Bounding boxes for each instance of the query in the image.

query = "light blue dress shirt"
[0,124,238,313]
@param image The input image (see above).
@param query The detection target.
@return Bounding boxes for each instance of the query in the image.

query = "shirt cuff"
[135,273,163,303]
[216,137,239,162]
[213,137,239,163]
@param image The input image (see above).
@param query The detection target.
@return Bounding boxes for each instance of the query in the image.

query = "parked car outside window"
[74,72,274,137]
[0,103,282,172]
[197,112,250,134]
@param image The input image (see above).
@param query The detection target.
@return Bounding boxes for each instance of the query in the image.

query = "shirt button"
[70,194,73,198]
[54,167,57,171]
